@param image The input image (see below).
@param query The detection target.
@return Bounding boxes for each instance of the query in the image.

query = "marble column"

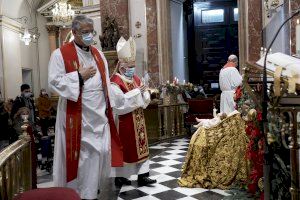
[46,25,59,53]
[156,0,172,83]
[248,0,262,62]
[238,0,248,70]
[146,0,159,87]
[291,1,300,54]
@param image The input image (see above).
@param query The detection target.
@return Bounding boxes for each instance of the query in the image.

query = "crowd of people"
[0,84,54,150]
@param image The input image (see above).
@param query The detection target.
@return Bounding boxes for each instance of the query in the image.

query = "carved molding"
[46,25,59,35]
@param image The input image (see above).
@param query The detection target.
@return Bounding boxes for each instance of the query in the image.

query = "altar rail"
[158,103,188,139]
[0,134,32,200]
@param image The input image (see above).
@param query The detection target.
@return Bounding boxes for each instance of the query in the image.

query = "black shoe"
[114,177,131,187]
[137,177,157,186]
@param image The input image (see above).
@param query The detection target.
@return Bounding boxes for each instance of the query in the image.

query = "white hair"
[228,54,238,62]
[72,15,94,31]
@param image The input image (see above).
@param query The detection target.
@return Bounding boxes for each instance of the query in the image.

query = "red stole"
[110,74,149,163]
[60,42,123,182]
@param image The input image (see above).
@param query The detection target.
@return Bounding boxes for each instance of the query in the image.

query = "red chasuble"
[111,74,149,163]
[60,42,123,182]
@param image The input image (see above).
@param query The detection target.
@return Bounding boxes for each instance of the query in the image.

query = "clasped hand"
[78,64,97,81]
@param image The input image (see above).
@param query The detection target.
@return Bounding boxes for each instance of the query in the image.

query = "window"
[234,8,239,21]
[201,9,224,24]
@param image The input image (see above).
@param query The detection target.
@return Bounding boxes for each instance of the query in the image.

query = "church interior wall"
[0,0,50,99]
[37,13,50,94]
[170,0,188,83]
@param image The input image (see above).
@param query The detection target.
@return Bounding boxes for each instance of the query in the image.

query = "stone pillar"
[156,0,172,83]
[46,25,59,53]
[46,25,59,98]
[238,0,248,70]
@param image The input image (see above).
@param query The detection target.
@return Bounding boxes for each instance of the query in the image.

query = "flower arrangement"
[236,83,264,199]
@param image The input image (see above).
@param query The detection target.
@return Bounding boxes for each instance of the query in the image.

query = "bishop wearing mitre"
[110,37,157,187]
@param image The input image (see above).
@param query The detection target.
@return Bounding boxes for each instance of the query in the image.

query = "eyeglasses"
[77,30,97,36]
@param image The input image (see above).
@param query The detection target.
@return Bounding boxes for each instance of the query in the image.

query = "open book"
[256,53,300,85]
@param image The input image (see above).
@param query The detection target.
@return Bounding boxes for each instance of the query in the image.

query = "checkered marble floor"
[117,137,231,200]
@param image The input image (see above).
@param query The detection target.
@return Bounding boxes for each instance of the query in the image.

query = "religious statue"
[99,16,120,51]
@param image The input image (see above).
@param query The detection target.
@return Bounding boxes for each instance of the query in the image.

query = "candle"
[167,80,170,84]
[296,19,300,55]
[183,80,186,84]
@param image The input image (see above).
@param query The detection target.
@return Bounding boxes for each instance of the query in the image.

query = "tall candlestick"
[296,19,300,55]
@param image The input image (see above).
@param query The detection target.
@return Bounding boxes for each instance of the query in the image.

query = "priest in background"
[219,54,242,114]
[48,15,123,200]
[110,37,157,187]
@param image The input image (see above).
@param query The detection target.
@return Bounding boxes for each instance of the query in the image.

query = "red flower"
[257,111,263,121]
[248,182,257,194]
[250,127,261,138]
[235,86,242,100]
[260,192,264,200]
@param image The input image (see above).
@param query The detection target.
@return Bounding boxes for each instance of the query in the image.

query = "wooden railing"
[158,103,188,139]
[0,122,32,200]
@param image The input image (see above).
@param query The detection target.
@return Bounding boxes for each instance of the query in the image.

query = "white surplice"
[219,67,242,114]
[110,74,151,178]
[48,43,115,199]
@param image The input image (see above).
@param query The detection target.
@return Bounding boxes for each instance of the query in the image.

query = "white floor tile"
[161,154,185,160]
[159,142,170,146]
[165,149,187,154]
[210,189,231,196]
[120,185,136,193]
[177,197,198,200]
[169,146,189,150]
[133,195,160,200]
[172,142,189,146]
[173,187,208,196]
[154,174,176,183]
[152,166,179,174]
[137,183,170,195]
[157,159,182,166]
[149,146,166,150]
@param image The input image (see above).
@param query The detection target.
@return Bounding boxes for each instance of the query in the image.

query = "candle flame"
[297,19,300,25]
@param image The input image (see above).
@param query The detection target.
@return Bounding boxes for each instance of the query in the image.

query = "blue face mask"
[124,67,135,78]
[82,33,94,46]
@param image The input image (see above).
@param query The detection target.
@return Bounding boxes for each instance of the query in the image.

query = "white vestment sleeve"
[111,84,146,115]
[48,49,80,102]
[142,91,151,109]
[231,68,243,88]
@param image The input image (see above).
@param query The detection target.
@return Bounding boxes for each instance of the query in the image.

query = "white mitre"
[116,36,136,62]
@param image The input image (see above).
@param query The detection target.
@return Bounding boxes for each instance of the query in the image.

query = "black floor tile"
[166,170,182,179]
[118,189,148,200]
[150,163,165,169]
[174,157,186,162]
[153,189,186,200]
[171,164,183,170]
[159,179,180,189]
[192,191,225,200]
[151,156,168,162]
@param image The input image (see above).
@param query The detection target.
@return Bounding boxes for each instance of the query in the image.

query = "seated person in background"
[0,101,10,150]
[178,110,249,189]
[37,89,52,136]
